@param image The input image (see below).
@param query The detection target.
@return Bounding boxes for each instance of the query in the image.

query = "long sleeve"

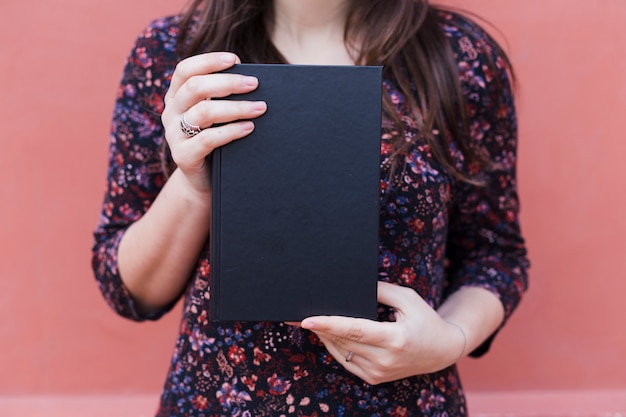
[443,14,530,354]
[91,17,180,321]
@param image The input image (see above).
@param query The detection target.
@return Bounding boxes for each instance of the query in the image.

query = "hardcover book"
[210,64,382,321]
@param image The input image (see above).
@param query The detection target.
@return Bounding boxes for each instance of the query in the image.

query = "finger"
[169,73,260,114]
[316,333,361,366]
[301,315,391,347]
[316,334,382,385]
[184,99,267,130]
[193,121,256,152]
[171,121,255,168]
[167,52,240,99]
[376,281,425,317]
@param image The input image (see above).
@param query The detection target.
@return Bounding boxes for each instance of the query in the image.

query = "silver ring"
[345,351,354,362]
[180,113,202,137]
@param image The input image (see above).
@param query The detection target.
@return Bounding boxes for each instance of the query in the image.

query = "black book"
[210,64,382,321]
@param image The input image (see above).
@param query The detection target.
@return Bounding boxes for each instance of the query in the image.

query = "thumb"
[377,281,425,315]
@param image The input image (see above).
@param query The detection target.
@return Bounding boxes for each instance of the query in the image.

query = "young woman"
[92,1,529,415]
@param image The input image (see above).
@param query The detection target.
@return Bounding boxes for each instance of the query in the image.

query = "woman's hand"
[116,53,266,311]
[299,281,467,385]
[161,52,267,193]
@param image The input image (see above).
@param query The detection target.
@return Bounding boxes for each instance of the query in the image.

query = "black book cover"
[210,64,382,321]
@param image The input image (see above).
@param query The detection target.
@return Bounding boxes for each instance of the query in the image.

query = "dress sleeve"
[91,18,179,321]
[443,18,530,356]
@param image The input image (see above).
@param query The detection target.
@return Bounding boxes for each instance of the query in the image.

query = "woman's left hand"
[298,281,466,385]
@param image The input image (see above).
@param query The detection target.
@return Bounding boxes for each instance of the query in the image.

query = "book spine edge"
[210,149,222,320]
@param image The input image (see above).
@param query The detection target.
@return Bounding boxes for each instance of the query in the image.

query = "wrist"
[171,168,212,204]
[444,320,467,365]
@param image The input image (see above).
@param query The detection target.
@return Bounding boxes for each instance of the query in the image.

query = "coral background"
[1,0,624,414]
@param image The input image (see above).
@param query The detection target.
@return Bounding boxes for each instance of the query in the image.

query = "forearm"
[437,286,505,359]
[118,168,211,313]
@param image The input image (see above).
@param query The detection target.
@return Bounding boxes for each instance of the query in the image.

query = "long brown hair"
[174,0,514,184]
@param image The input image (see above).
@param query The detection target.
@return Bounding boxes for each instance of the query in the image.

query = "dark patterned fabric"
[92,10,529,417]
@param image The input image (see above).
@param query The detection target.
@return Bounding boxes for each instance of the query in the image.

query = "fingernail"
[301,319,316,330]
[252,101,267,112]
[221,53,235,64]
[241,121,254,132]
[243,76,258,87]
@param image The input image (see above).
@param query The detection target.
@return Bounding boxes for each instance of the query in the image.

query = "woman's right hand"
[117,53,265,312]
[161,52,267,193]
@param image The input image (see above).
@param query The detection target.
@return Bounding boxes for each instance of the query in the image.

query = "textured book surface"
[211,64,382,321]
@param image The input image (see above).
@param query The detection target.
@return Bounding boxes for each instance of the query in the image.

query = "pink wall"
[1,0,624,396]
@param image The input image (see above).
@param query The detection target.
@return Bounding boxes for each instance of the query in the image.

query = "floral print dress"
[92,10,529,417]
